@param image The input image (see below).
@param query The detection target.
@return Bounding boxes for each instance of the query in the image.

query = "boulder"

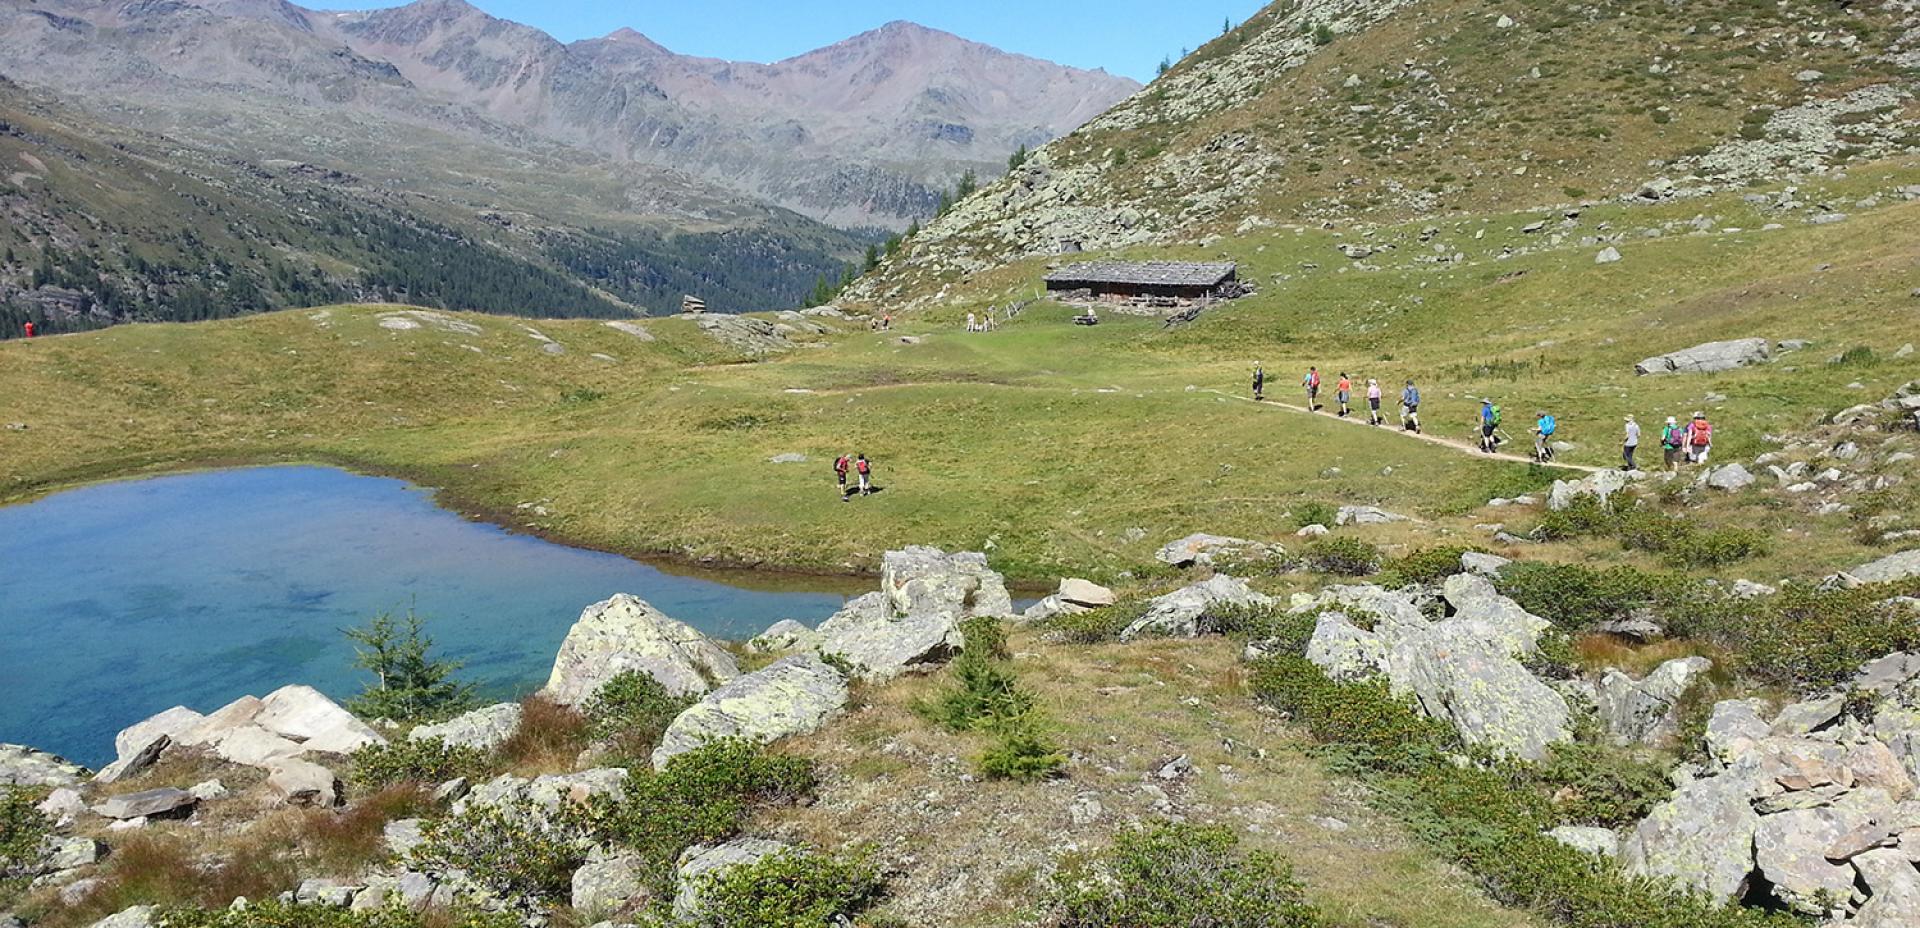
[1335,506,1412,526]
[745,619,817,655]
[93,788,196,820]
[256,685,384,754]
[1440,573,1550,656]
[652,655,849,769]
[1304,612,1389,682]
[1850,848,1920,927]
[295,878,362,908]
[176,696,266,747]
[409,703,522,752]
[543,595,741,706]
[94,735,169,785]
[384,818,427,858]
[1386,622,1572,761]
[42,835,103,870]
[1154,533,1279,568]
[266,758,341,807]
[86,907,156,928]
[454,768,630,820]
[113,707,204,763]
[1635,338,1771,375]
[1546,825,1620,858]
[1621,773,1762,902]
[1595,657,1713,745]
[1121,574,1272,640]
[1772,693,1845,736]
[1705,699,1772,764]
[1705,464,1757,491]
[1756,803,1883,913]
[1547,469,1629,511]
[351,872,435,912]
[37,788,88,828]
[1057,578,1116,609]
[1461,552,1512,576]
[212,725,307,767]
[672,838,794,921]
[572,847,647,914]
[814,591,962,681]
[881,546,1014,619]
[1851,549,1920,585]
[0,744,87,788]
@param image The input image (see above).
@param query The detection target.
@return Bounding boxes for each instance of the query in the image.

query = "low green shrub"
[1046,602,1143,644]
[1378,545,1481,588]
[2,785,49,887]
[1532,499,1769,568]
[349,737,489,793]
[585,671,697,763]
[916,619,1033,733]
[584,739,818,893]
[1249,656,1800,928]
[1683,585,1920,691]
[1495,563,1698,632]
[1052,821,1323,928]
[1289,500,1340,530]
[976,711,1067,782]
[1529,742,1673,827]
[159,900,516,928]
[408,799,589,912]
[685,848,883,928]
[1297,537,1382,576]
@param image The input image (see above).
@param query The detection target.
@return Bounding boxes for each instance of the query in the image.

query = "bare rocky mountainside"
[0,0,1137,228]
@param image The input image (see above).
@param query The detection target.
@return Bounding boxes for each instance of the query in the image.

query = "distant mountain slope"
[0,0,1138,228]
[853,0,1920,297]
[0,78,858,336]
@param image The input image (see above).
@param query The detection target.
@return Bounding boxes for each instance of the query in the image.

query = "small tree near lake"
[343,609,475,722]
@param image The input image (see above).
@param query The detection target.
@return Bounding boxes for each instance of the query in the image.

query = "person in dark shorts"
[1400,380,1422,433]
[1303,366,1321,411]
[1366,379,1383,425]
[1252,363,1265,401]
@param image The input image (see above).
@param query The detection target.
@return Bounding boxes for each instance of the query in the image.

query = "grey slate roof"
[1044,261,1237,288]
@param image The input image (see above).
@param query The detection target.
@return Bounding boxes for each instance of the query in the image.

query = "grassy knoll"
[3,169,1918,582]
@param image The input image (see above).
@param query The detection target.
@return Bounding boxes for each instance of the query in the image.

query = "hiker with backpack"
[1304,366,1321,411]
[1400,380,1422,433]
[1684,412,1713,465]
[855,454,874,496]
[1479,399,1504,452]
[1336,373,1353,418]
[1366,379,1383,425]
[1660,416,1684,471]
[1252,364,1266,402]
[1533,410,1558,463]
[1622,415,1641,472]
[834,454,853,501]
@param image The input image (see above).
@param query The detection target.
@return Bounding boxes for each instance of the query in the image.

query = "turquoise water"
[0,466,857,768]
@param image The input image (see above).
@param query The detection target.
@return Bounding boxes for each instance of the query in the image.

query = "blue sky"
[328,0,1271,82]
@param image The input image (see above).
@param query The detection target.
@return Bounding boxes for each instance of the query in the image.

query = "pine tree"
[956,169,978,200]
[863,244,881,272]
[1157,57,1172,77]
[1007,144,1030,173]
[343,610,475,722]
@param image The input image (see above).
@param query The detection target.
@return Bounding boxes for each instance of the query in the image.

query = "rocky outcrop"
[1121,574,1272,640]
[1547,469,1630,511]
[815,547,1012,679]
[1296,583,1571,761]
[1592,657,1713,745]
[257,685,385,755]
[410,703,523,752]
[0,744,88,788]
[1154,533,1280,568]
[672,838,795,921]
[652,655,849,769]
[112,707,204,765]
[1621,772,1764,903]
[1848,549,1920,585]
[1635,338,1771,375]
[571,846,647,914]
[543,595,741,706]
[745,619,817,655]
[693,315,794,357]
[93,787,196,821]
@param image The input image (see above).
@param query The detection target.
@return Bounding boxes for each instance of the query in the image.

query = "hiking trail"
[1203,390,1609,475]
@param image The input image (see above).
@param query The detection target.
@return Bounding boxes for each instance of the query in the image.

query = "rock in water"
[543,594,741,706]
[0,744,88,788]
[1621,773,1762,903]
[1634,338,1770,375]
[672,838,794,921]
[1122,574,1272,640]
[1304,612,1389,681]
[409,703,522,752]
[651,655,849,769]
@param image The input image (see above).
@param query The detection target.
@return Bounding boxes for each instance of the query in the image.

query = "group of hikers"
[1253,364,1719,472]
[1253,364,1425,432]
[831,453,877,501]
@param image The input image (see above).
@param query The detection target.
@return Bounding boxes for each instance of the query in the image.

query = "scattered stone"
[1705,464,1756,491]
[42,835,103,870]
[543,594,741,706]
[767,453,808,464]
[0,743,88,788]
[1335,505,1412,526]
[93,788,196,821]
[295,879,362,908]
[266,758,341,808]
[384,818,426,858]
[652,655,849,769]
[1595,246,1622,264]
[1155,533,1280,568]
[87,906,157,928]
[37,788,88,828]
[409,703,522,752]
[672,838,794,921]
[1295,524,1330,538]
[1122,574,1272,640]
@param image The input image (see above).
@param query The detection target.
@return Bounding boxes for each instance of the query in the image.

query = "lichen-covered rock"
[1546,825,1619,858]
[1385,622,1571,761]
[1121,574,1272,640]
[880,546,1014,619]
[1439,573,1550,656]
[1850,847,1920,927]
[1705,464,1757,491]
[86,906,156,928]
[1153,533,1279,568]
[1335,506,1412,526]
[1621,773,1762,903]
[1635,338,1770,375]
[1304,612,1388,682]
[1460,552,1512,576]
[671,838,793,921]
[410,703,522,752]
[1705,699,1772,764]
[454,768,630,820]
[1755,798,1888,913]
[652,655,849,769]
[572,847,647,913]
[544,595,740,706]
[745,619,817,655]
[814,591,962,680]
[0,743,87,788]
[1595,657,1713,745]
[1851,549,1920,585]
[266,757,341,808]
[257,685,385,754]
[1547,469,1629,511]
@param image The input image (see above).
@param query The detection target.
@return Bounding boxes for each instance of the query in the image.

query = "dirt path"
[1203,389,1609,475]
